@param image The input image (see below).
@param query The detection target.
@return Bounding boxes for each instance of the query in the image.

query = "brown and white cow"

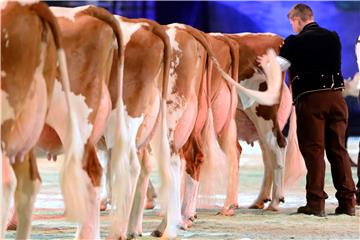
[180,32,241,225]
[97,16,172,239]
[228,33,304,210]
[1,1,86,238]
[179,32,305,228]
[48,5,123,239]
[3,4,123,239]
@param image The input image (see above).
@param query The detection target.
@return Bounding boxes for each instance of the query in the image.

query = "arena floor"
[5,137,360,240]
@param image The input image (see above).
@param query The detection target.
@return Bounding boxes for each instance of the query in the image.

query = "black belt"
[291,72,344,103]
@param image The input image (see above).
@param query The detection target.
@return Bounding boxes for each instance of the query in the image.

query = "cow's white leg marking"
[127,149,152,238]
[76,187,101,240]
[97,149,111,211]
[108,101,143,238]
[244,103,285,211]
[181,172,199,229]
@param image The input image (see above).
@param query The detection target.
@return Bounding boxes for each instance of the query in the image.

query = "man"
[279,3,356,216]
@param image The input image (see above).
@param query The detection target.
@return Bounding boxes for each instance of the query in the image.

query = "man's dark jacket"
[280,22,344,103]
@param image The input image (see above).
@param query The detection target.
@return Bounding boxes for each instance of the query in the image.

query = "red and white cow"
[98,16,172,239]
[3,4,124,239]
[1,1,85,239]
[180,33,241,224]
[228,33,303,210]
[179,32,305,228]
[48,5,123,239]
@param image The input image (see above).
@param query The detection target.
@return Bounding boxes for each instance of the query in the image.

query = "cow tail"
[284,107,306,189]
[184,26,281,106]
[81,7,123,90]
[221,36,240,130]
[149,24,175,221]
[31,2,92,223]
[152,25,171,102]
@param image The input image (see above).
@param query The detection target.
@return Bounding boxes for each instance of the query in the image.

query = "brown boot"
[335,206,356,216]
[297,205,325,217]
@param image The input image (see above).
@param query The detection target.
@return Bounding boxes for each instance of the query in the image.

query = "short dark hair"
[287,3,313,21]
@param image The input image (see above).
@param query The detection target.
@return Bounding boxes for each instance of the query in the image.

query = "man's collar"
[301,22,318,33]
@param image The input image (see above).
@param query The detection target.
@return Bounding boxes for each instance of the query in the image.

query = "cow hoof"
[217,207,235,216]
[231,203,239,209]
[144,200,155,210]
[6,222,17,231]
[127,233,142,239]
[189,215,196,222]
[100,199,108,211]
[263,198,272,203]
[179,222,188,230]
[279,197,285,203]
[180,218,194,230]
[151,230,163,238]
[249,202,265,209]
[267,204,280,211]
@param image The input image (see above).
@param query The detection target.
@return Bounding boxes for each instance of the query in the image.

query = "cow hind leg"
[151,217,166,238]
[164,154,181,238]
[127,148,152,238]
[267,143,286,211]
[150,154,181,238]
[76,143,102,239]
[1,155,17,238]
[75,186,101,240]
[6,206,17,231]
[108,101,143,239]
[97,149,111,211]
[12,150,41,240]
[150,104,180,238]
[219,118,240,216]
[180,172,199,230]
[249,140,273,209]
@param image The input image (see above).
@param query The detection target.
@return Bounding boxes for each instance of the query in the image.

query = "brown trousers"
[296,90,356,209]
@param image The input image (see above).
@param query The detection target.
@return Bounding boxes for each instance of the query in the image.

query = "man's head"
[287,3,314,33]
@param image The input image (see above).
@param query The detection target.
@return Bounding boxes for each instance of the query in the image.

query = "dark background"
[46,1,360,136]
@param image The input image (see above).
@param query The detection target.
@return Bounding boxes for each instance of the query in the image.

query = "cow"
[97,16,172,240]
[180,32,241,226]
[179,32,305,228]
[1,1,85,239]
[227,33,295,211]
[48,5,123,239]
[3,4,123,239]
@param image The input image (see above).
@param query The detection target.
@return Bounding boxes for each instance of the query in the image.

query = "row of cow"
[1,1,304,239]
